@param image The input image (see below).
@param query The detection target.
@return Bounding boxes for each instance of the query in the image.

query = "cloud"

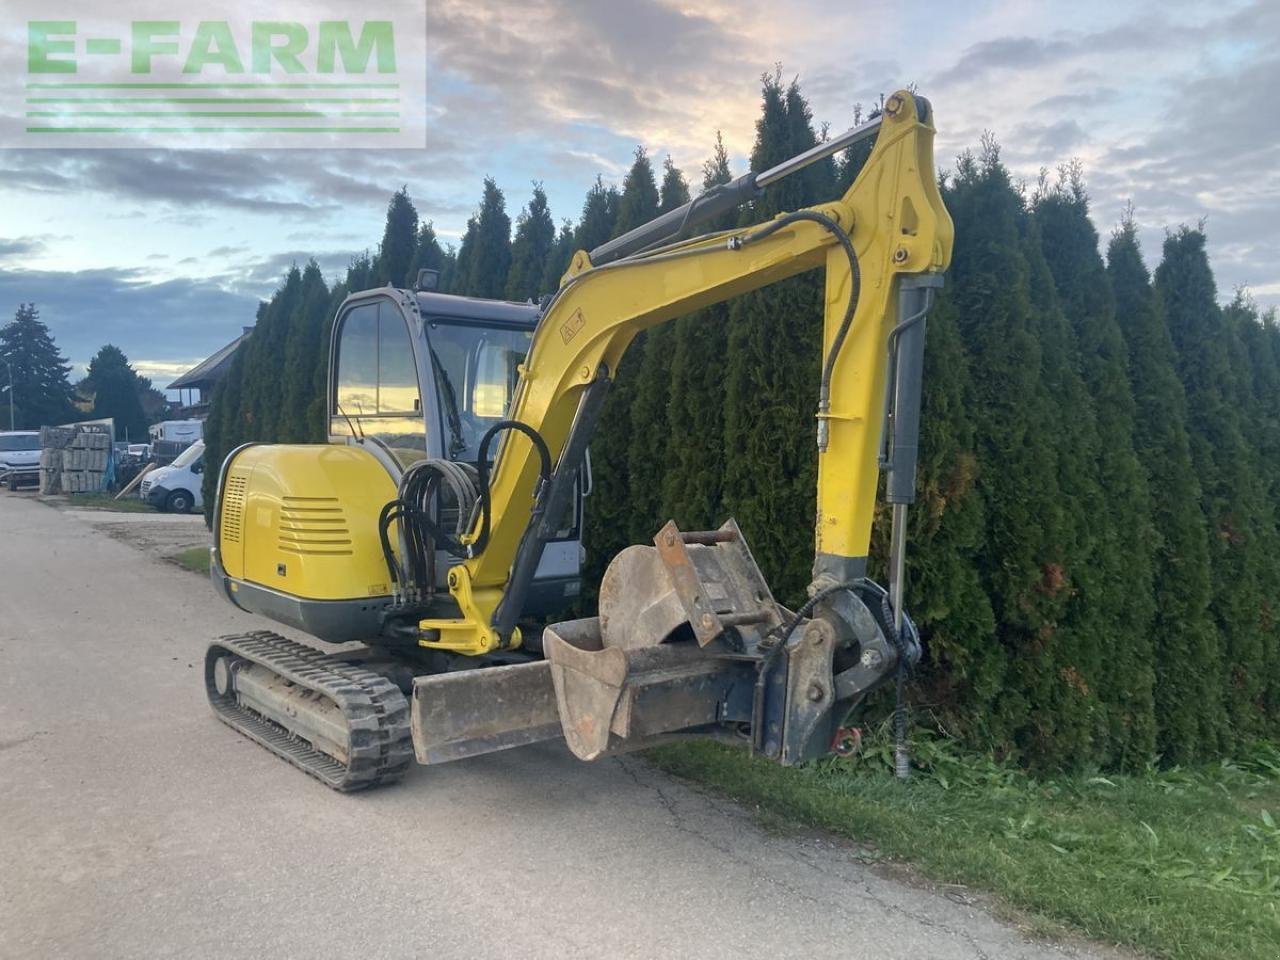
[0,267,260,373]
[0,237,47,260]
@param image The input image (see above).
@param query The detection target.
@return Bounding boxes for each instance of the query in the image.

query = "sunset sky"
[1,0,1275,385]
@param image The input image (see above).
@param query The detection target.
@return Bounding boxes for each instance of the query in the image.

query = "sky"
[0,0,1276,386]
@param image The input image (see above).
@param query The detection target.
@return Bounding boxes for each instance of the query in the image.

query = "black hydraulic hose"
[736,210,861,448]
[469,419,552,558]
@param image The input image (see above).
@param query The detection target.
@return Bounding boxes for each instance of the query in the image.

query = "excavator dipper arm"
[421,91,952,661]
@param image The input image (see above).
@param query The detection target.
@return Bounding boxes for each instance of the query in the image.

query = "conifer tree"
[1033,170,1157,764]
[238,266,303,441]
[583,147,663,579]
[721,74,834,601]
[0,303,75,428]
[1158,227,1271,744]
[663,132,733,528]
[610,147,661,238]
[84,344,149,441]
[459,179,512,298]
[942,144,1073,758]
[540,222,575,294]
[658,156,691,214]
[505,184,556,302]
[624,157,691,541]
[450,217,478,295]
[374,188,419,286]
[407,221,446,286]
[574,177,620,253]
[280,261,331,441]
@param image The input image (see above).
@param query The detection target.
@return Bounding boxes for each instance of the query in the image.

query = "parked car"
[141,440,204,513]
[0,431,41,490]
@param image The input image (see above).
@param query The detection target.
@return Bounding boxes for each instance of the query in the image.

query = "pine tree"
[459,178,512,298]
[1033,169,1157,765]
[1108,222,1220,760]
[374,187,419,286]
[239,266,303,441]
[662,133,734,528]
[505,184,556,302]
[1159,227,1272,744]
[574,176,620,254]
[0,303,75,428]
[84,344,149,441]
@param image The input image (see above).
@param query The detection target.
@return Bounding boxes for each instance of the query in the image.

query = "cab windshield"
[425,319,533,462]
[0,434,39,451]
[171,442,204,469]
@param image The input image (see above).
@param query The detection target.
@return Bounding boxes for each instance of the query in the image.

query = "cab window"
[333,301,425,465]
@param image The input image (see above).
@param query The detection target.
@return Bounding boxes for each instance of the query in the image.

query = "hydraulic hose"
[735,210,861,451]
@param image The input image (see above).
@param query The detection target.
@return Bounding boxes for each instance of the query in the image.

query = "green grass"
[63,493,154,513]
[171,547,211,575]
[651,732,1280,960]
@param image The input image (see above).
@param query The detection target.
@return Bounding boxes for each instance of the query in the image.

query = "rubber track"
[205,631,413,792]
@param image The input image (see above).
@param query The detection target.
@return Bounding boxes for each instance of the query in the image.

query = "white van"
[141,440,204,513]
[0,431,41,489]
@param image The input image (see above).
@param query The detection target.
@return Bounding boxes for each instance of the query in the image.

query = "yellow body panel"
[220,444,397,601]
[421,90,953,656]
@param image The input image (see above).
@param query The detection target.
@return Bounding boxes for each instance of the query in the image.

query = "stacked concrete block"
[38,424,112,495]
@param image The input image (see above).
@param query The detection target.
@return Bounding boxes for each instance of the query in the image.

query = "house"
[166,326,252,418]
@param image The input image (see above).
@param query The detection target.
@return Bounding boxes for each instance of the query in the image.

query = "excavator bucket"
[542,520,784,760]
[409,520,794,763]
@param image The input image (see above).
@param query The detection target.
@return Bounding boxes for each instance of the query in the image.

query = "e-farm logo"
[4,3,426,148]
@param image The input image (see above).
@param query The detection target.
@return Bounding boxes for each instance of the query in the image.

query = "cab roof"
[413,290,540,327]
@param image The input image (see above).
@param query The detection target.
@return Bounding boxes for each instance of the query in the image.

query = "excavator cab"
[210,287,585,645]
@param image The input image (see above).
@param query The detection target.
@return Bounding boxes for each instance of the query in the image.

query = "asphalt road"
[0,495,1117,960]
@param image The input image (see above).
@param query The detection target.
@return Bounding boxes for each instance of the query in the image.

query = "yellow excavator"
[204,90,953,790]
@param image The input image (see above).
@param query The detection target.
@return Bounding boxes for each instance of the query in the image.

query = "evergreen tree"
[720,75,834,602]
[505,184,556,302]
[374,187,419,286]
[1033,169,1157,765]
[459,178,512,298]
[624,153,687,541]
[662,131,733,528]
[574,176,620,254]
[658,156,691,213]
[407,221,447,286]
[1158,226,1272,744]
[280,261,332,441]
[450,218,478,295]
[540,221,575,294]
[583,146,663,579]
[1107,219,1219,761]
[941,145,1075,759]
[0,303,75,428]
[611,147,661,238]
[239,266,303,441]
[84,344,149,441]
[897,280,996,740]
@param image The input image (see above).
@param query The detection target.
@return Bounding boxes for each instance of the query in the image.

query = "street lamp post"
[1,358,12,431]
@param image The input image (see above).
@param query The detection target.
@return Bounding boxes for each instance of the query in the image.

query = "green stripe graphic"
[27,111,400,118]
[26,126,402,133]
[27,82,400,89]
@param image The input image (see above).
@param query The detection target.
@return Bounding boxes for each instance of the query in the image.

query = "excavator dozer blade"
[410,661,564,764]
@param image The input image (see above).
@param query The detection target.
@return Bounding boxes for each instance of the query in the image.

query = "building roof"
[166,328,252,391]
